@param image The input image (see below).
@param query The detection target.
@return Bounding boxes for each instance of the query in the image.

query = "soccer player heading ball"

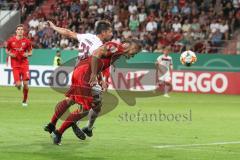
[45,20,113,140]
[6,24,32,107]
[45,40,141,145]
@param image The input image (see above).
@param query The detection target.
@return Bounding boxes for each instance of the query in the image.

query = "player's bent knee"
[92,103,102,113]
[15,81,21,86]
[23,80,28,85]
[65,98,75,105]
[165,81,172,86]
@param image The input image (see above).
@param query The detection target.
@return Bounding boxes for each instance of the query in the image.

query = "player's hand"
[100,81,109,92]
[23,52,29,57]
[47,21,56,29]
[89,74,98,86]
[8,53,16,58]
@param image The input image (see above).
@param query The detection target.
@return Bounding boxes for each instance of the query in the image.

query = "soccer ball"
[180,50,197,66]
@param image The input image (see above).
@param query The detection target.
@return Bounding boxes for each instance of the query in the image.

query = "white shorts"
[158,72,171,82]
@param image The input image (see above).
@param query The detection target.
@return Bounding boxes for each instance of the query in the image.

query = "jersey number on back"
[79,42,90,60]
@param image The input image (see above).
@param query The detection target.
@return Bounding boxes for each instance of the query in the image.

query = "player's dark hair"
[123,39,142,52]
[95,20,112,34]
[16,24,24,29]
[131,39,142,51]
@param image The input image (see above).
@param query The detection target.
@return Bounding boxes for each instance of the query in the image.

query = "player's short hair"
[95,20,112,34]
[124,39,142,51]
[16,24,24,29]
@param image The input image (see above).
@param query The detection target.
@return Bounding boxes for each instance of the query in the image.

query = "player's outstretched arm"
[47,21,77,39]
[89,46,108,86]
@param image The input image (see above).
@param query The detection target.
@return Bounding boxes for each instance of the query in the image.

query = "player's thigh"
[21,66,30,82]
[12,68,21,84]
[164,77,172,85]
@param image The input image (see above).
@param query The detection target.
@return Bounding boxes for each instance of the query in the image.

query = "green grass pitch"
[0,86,240,160]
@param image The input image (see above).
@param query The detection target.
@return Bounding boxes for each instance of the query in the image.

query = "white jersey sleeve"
[157,55,163,63]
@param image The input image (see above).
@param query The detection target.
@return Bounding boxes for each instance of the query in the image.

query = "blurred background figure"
[53,50,61,66]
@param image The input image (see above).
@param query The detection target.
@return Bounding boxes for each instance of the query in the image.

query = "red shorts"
[65,63,93,110]
[12,66,30,83]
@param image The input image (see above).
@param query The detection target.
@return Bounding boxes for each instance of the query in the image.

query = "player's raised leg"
[44,98,75,134]
[81,84,103,137]
[52,108,89,145]
[82,106,101,137]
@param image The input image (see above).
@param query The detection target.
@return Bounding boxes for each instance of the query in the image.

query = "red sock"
[51,100,71,126]
[58,109,84,134]
[23,87,29,103]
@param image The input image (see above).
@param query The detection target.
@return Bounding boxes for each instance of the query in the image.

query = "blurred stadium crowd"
[1,0,240,53]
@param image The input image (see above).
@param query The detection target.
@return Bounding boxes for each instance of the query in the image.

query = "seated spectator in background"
[70,1,80,14]
[60,36,69,49]
[29,27,36,37]
[118,8,130,27]
[223,2,234,18]
[38,18,47,31]
[138,8,147,24]
[159,32,171,47]
[219,19,229,40]
[178,33,191,51]
[11,0,237,53]
[171,1,179,15]
[191,18,200,31]
[172,17,182,32]
[182,19,191,32]
[146,17,158,32]
[89,1,98,11]
[181,2,191,16]
[128,2,137,14]
[129,14,140,32]
[97,3,104,15]
[210,19,221,33]
[113,15,123,32]
[198,11,208,25]
[40,34,52,48]
[122,28,132,39]
[172,29,183,42]
[190,28,205,41]
[105,1,114,13]
[233,0,240,9]
[65,42,76,50]
[210,29,223,47]
[28,17,39,29]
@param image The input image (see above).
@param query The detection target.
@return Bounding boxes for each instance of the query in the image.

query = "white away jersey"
[156,54,173,70]
[77,33,103,60]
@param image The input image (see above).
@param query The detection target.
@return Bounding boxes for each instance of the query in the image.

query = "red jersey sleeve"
[105,42,124,56]
[6,38,12,51]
